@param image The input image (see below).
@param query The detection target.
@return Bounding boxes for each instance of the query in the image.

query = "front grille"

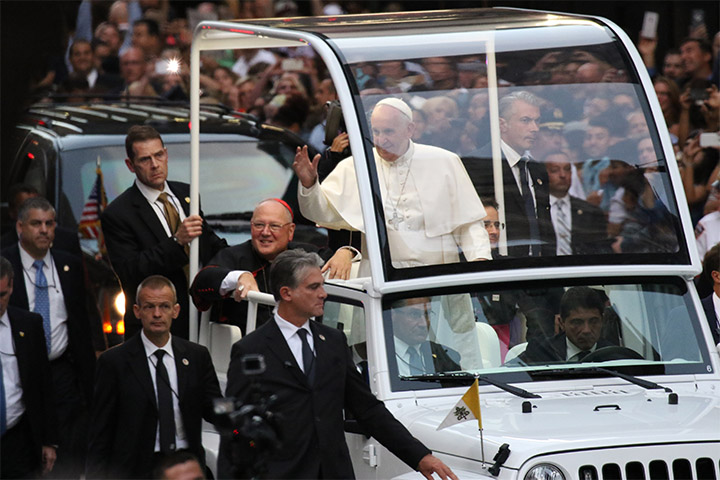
[577,457,718,479]
[522,444,720,480]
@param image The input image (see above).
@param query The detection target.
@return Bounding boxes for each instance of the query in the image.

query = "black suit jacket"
[518,332,614,365]
[222,319,430,479]
[101,181,227,339]
[190,240,334,333]
[85,333,222,479]
[6,306,59,454]
[3,244,97,403]
[701,295,720,345]
[462,146,555,257]
[555,196,611,255]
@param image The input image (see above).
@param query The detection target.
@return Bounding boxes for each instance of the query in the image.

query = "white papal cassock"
[298,141,491,268]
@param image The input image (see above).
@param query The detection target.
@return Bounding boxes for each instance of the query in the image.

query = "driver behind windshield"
[516,286,614,364]
[392,297,461,376]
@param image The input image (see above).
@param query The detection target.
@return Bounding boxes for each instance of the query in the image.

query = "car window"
[383,279,710,392]
[328,22,686,278]
[321,298,366,372]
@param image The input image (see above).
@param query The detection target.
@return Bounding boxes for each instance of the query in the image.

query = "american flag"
[78,158,108,251]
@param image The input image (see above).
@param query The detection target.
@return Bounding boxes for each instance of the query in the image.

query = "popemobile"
[186,8,720,479]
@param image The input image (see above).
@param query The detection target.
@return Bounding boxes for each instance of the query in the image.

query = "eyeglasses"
[483,220,505,230]
[251,222,292,233]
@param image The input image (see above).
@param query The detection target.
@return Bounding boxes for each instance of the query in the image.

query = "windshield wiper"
[533,366,672,392]
[402,372,541,399]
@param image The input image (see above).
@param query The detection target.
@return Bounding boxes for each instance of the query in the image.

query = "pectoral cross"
[388,209,404,229]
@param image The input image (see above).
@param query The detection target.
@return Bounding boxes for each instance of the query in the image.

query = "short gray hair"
[135,275,178,304]
[17,197,55,222]
[269,249,323,301]
[498,90,542,120]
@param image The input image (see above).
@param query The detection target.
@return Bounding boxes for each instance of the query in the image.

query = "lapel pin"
[63,264,70,272]
[319,334,326,341]
[432,354,438,359]
[185,197,190,204]
[19,331,25,337]
[182,358,189,366]
[537,179,543,185]
[577,209,583,215]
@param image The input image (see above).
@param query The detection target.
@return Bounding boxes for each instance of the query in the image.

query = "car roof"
[19,99,311,152]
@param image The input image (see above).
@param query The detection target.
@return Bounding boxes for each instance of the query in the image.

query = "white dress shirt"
[19,247,68,360]
[274,313,314,373]
[135,180,187,237]
[0,312,24,429]
[140,331,188,452]
[566,338,597,361]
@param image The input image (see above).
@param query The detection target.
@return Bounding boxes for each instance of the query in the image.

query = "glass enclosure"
[319,20,688,277]
[370,278,711,392]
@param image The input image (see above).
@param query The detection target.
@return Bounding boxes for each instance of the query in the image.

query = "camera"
[214,354,281,479]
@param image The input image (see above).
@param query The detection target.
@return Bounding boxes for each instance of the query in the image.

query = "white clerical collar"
[377,141,415,168]
[19,244,52,273]
[141,330,174,359]
[550,193,570,207]
[135,178,173,203]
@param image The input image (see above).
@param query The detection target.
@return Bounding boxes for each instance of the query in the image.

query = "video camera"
[214,354,281,479]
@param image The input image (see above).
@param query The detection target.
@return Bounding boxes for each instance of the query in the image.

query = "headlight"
[114,292,126,316]
[525,464,565,480]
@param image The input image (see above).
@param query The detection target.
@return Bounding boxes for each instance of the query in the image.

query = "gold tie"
[157,192,180,234]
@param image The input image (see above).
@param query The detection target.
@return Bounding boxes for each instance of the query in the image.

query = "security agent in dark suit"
[0,256,58,478]
[190,198,356,333]
[462,91,555,258]
[700,245,720,346]
[221,250,457,480]
[101,125,227,340]
[391,297,461,375]
[544,151,611,256]
[2,197,97,478]
[86,275,222,479]
[518,286,614,364]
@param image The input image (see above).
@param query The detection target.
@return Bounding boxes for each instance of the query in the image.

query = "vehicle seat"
[208,322,242,391]
[504,342,528,364]
[475,322,501,368]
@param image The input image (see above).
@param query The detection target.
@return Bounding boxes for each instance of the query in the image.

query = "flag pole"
[477,375,485,465]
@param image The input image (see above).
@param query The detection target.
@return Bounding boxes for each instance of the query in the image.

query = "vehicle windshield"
[328,21,687,278]
[61,136,299,251]
[379,278,711,392]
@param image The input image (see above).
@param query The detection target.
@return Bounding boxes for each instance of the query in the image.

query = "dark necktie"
[154,350,176,453]
[33,260,52,352]
[518,157,540,256]
[574,350,591,362]
[407,346,424,375]
[297,329,315,383]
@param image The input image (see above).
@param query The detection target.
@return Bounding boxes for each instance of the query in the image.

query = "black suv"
[4,99,323,343]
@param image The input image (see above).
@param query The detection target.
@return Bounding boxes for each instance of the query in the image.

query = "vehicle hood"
[402,385,720,468]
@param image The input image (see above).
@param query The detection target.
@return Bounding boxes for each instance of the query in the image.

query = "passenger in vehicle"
[699,245,720,346]
[545,150,610,256]
[480,198,502,256]
[462,90,555,257]
[294,97,491,269]
[392,297,461,376]
[516,286,615,364]
[190,199,357,333]
[101,125,228,340]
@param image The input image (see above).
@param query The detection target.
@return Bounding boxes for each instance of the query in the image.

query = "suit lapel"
[125,335,159,409]
[168,182,191,217]
[52,250,72,304]
[172,338,189,400]
[6,246,30,310]
[309,321,332,383]
[263,320,308,387]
